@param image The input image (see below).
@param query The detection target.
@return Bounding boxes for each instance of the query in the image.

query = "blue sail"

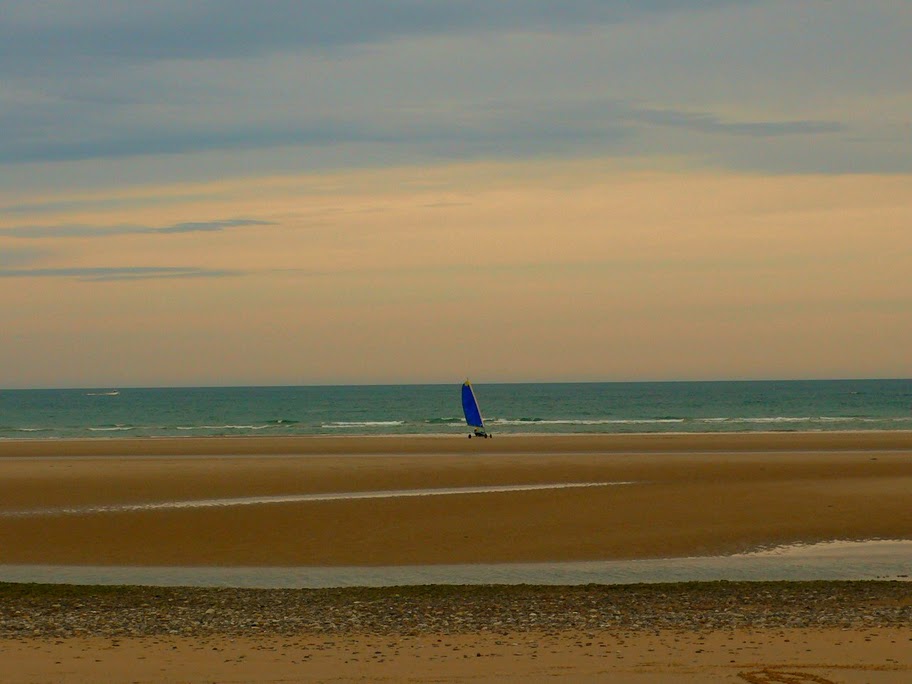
[461,381,485,428]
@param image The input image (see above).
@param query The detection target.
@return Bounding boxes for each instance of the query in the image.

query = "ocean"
[2,379,911,440]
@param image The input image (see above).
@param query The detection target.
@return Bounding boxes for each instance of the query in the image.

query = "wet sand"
[1,432,911,566]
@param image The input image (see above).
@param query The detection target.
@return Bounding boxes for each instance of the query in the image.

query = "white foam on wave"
[490,418,685,426]
[176,424,273,431]
[0,481,631,518]
[323,421,405,428]
[694,416,912,424]
[487,416,912,427]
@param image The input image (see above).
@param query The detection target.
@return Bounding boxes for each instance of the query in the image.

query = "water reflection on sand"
[1,540,909,588]
[0,481,631,518]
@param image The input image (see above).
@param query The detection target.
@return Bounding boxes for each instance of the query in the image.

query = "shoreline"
[3,429,912,458]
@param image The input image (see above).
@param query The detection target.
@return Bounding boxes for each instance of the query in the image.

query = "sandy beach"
[1,432,910,682]
[1,582,910,683]
[5,629,910,683]
[1,432,911,566]
[3,629,909,683]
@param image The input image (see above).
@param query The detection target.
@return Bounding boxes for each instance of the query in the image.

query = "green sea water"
[2,379,911,439]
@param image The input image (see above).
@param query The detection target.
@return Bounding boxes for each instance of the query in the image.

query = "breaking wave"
[489,418,686,426]
[176,424,273,431]
[322,421,406,429]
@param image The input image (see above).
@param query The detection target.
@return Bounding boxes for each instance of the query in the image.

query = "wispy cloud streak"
[0,267,242,281]
[632,108,844,138]
[0,1,751,65]
[1,219,275,239]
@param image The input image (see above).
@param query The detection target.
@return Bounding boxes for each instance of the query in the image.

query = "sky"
[2,1,911,388]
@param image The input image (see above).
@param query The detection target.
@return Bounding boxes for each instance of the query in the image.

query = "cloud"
[155,219,275,234]
[631,107,844,138]
[0,114,372,164]
[0,91,843,168]
[0,219,275,239]
[0,266,242,281]
[0,1,908,177]
[0,1,752,65]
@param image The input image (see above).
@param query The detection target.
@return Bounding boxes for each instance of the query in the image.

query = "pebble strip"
[1,581,909,639]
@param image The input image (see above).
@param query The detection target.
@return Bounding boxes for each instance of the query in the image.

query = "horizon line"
[3,376,911,392]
